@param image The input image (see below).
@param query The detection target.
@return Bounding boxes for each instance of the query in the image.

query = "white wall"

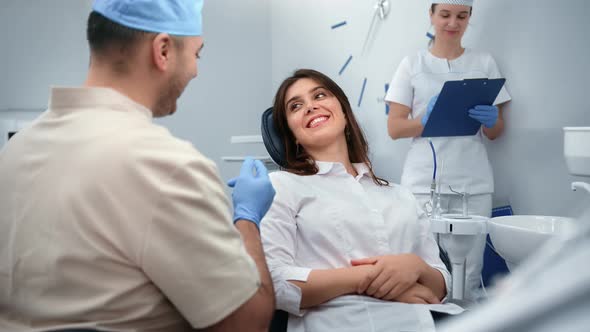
[1,0,588,217]
[464,0,590,217]
[271,0,590,218]
[155,0,273,181]
[0,0,272,182]
[0,0,91,109]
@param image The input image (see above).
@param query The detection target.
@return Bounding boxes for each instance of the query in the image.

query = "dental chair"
[260,107,452,332]
[261,107,288,168]
[261,107,289,332]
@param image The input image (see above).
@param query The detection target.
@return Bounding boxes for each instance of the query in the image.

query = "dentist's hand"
[227,157,276,228]
[421,94,439,127]
[468,105,498,128]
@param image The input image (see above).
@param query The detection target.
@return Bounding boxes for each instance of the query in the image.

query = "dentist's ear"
[151,33,173,72]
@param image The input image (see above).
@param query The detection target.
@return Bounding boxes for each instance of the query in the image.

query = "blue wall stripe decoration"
[385,83,390,115]
[339,55,353,75]
[331,21,347,29]
[358,78,367,108]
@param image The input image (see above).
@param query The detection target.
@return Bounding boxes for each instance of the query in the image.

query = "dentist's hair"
[272,69,388,186]
[87,11,184,74]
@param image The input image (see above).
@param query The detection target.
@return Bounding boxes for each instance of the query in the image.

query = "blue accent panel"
[331,21,347,29]
[481,205,513,287]
[492,205,514,217]
[385,83,390,115]
[426,32,435,39]
[357,78,367,108]
[339,55,353,76]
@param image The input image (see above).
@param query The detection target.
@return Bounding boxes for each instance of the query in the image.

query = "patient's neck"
[307,140,358,177]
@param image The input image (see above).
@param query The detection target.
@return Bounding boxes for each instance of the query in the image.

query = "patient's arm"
[352,254,445,301]
[393,282,440,304]
[417,260,446,300]
[290,264,375,309]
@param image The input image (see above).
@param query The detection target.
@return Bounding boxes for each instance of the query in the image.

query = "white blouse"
[261,162,458,332]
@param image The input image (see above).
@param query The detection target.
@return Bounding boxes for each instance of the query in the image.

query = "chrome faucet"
[449,185,469,217]
[571,181,590,194]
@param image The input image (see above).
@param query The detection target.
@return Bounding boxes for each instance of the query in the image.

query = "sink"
[488,215,576,271]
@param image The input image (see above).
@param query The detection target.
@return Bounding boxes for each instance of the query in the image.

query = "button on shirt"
[261,162,453,332]
[385,49,512,195]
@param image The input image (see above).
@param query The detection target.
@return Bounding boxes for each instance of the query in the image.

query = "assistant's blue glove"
[468,105,498,128]
[421,94,439,127]
[227,157,276,228]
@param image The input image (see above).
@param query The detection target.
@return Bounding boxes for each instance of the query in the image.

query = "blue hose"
[428,139,437,181]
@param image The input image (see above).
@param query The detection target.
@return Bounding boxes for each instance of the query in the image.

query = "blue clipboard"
[422,78,506,137]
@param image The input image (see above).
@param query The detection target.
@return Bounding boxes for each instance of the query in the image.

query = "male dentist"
[0,1,275,331]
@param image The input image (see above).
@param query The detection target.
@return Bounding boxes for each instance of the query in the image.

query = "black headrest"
[261,107,287,168]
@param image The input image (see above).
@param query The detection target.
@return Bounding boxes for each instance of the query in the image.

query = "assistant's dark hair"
[272,69,389,186]
[428,4,473,47]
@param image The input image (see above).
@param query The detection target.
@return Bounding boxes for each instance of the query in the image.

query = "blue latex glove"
[421,94,439,127]
[468,105,499,128]
[227,157,276,228]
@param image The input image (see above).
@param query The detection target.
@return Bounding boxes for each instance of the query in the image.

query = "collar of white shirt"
[315,161,370,179]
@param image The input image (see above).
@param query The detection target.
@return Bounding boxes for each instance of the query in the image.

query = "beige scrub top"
[0,87,260,332]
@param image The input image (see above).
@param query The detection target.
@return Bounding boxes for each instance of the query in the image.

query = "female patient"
[261,69,459,332]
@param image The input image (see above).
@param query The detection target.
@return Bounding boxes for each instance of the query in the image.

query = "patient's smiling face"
[283,78,347,150]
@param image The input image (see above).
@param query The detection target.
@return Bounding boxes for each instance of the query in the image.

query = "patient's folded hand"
[351,254,424,301]
[393,283,440,305]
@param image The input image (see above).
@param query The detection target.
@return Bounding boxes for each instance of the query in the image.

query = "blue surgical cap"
[92,0,203,36]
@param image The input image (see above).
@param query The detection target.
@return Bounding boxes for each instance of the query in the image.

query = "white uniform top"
[385,48,511,194]
[261,162,460,332]
[0,87,260,332]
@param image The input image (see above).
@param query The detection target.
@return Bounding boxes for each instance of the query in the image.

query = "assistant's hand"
[351,254,425,301]
[227,157,276,228]
[421,94,439,127]
[468,105,498,128]
[394,282,441,304]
